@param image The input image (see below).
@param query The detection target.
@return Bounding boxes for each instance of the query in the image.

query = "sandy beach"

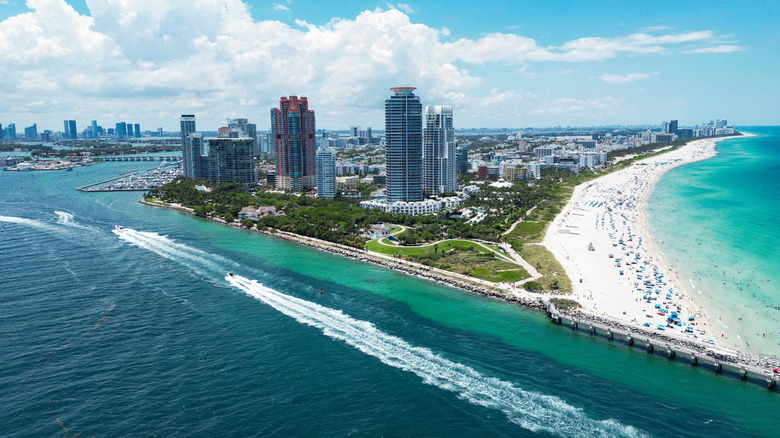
[543,135,752,350]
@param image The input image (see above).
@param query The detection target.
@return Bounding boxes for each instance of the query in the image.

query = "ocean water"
[647,127,780,357]
[1,157,779,437]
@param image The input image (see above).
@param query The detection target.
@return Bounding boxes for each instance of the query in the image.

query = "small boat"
[228,272,234,277]
[320,287,324,294]
[66,167,74,171]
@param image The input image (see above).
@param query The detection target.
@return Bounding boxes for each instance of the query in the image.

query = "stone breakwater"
[141,200,780,386]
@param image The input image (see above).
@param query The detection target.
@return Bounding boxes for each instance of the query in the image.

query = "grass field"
[366,238,493,257]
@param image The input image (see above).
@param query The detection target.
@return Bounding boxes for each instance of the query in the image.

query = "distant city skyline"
[1,0,778,130]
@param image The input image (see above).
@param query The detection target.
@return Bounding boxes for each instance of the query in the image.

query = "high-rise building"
[183,133,206,178]
[350,126,359,138]
[134,123,141,138]
[228,118,258,156]
[385,87,423,203]
[115,122,127,138]
[456,145,469,176]
[24,123,38,141]
[0,124,4,140]
[271,96,317,191]
[63,120,69,138]
[180,114,196,157]
[669,120,678,135]
[316,146,336,199]
[7,123,17,140]
[68,120,77,139]
[207,138,257,186]
[91,120,98,138]
[423,105,457,195]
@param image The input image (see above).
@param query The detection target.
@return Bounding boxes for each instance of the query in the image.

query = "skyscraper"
[134,123,141,138]
[68,120,77,139]
[91,120,98,138]
[423,105,457,195]
[0,124,4,140]
[181,114,195,151]
[7,123,17,140]
[271,96,317,191]
[316,146,336,199]
[207,138,257,186]
[24,123,38,141]
[669,120,678,135]
[115,122,127,138]
[385,87,423,203]
[183,133,206,178]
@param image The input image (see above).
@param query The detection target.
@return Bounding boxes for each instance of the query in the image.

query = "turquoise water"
[647,127,780,357]
[1,156,779,436]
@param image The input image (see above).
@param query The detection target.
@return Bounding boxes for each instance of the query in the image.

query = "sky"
[0,0,778,132]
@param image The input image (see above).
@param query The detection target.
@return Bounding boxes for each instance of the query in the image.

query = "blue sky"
[0,0,777,131]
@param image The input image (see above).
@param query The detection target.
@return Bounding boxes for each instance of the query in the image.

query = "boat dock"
[545,302,779,392]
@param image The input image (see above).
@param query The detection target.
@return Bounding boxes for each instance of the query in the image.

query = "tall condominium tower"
[68,120,77,139]
[385,87,423,203]
[183,133,206,178]
[316,146,336,199]
[180,114,197,177]
[423,105,457,195]
[115,122,127,138]
[271,96,316,191]
[207,138,257,186]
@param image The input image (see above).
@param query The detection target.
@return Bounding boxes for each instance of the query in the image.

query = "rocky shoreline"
[140,199,780,380]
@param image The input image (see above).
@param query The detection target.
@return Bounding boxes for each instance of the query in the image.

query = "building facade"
[423,105,457,195]
[271,96,317,191]
[207,138,257,186]
[315,146,337,199]
[385,87,423,203]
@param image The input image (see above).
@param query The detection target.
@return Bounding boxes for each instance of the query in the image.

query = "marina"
[78,161,182,192]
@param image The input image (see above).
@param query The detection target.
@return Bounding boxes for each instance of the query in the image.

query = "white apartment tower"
[423,105,457,195]
[316,146,337,198]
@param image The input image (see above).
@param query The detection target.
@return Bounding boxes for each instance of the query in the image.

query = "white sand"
[543,137,746,348]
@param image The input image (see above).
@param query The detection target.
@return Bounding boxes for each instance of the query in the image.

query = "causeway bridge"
[97,156,178,162]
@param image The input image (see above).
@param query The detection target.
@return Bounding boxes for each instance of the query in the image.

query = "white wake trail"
[114,227,648,438]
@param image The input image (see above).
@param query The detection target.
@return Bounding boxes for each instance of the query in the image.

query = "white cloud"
[599,72,659,84]
[684,45,744,54]
[273,3,289,11]
[386,3,414,14]
[641,25,673,32]
[0,1,742,129]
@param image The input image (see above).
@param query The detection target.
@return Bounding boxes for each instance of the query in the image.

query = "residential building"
[24,124,38,141]
[385,87,423,203]
[183,133,206,178]
[6,123,16,140]
[423,105,457,195]
[134,123,141,138]
[115,122,127,138]
[316,146,337,198]
[207,138,257,186]
[271,96,317,191]
[456,145,469,175]
[180,114,196,150]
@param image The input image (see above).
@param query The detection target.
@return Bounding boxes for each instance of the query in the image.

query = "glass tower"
[385,87,423,203]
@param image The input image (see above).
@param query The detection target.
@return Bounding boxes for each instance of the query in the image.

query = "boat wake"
[113,226,648,437]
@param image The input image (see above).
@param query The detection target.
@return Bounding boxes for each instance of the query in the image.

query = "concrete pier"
[547,303,779,393]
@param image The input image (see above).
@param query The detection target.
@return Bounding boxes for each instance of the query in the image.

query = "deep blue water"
[1,152,779,437]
